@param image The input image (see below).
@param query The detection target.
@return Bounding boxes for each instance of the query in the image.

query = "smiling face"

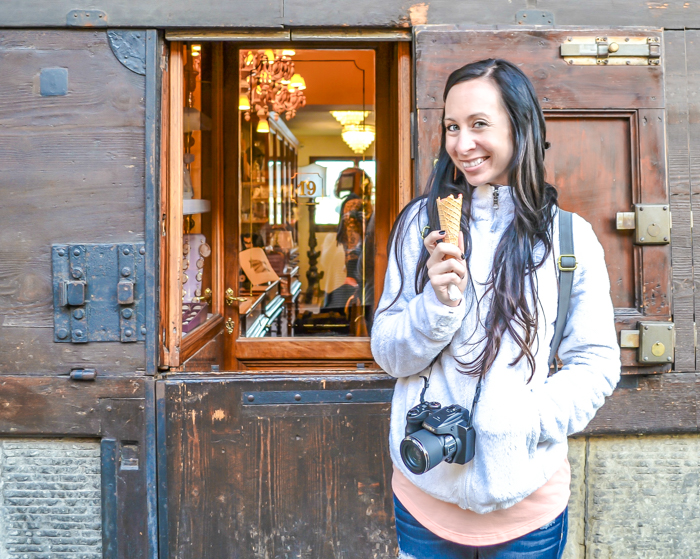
[444,78,514,187]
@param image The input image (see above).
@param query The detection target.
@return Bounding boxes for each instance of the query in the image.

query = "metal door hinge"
[615,204,670,244]
[620,322,675,364]
[561,36,661,66]
[515,9,554,26]
[53,243,146,343]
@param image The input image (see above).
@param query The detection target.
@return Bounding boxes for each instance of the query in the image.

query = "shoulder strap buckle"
[557,254,577,272]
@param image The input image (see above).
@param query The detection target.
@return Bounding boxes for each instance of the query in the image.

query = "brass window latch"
[561,36,661,66]
[225,287,248,306]
[620,322,675,364]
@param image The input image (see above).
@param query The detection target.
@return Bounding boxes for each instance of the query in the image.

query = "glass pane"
[181,43,216,338]
[238,48,375,338]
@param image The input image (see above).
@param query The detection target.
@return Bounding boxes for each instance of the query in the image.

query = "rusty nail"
[57,248,66,257]
[106,406,112,412]
[247,395,254,402]
[123,247,131,255]
[141,326,147,335]
[294,394,302,401]
[73,248,81,256]
[124,328,134,337]
[139,247,146,255]
[345,393,353,401]
[121,267,132,277]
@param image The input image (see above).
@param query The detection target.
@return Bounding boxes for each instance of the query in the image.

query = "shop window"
[161,41,411,369]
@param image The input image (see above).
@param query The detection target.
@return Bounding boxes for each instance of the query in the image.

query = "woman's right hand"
[424,230,468,307]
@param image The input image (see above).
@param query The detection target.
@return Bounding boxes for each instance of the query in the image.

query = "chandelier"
[240,49,307,124]
[331,111,375,154]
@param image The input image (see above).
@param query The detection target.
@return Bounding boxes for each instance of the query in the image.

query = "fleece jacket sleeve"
[534,215,622,444]
[371,203,467,378]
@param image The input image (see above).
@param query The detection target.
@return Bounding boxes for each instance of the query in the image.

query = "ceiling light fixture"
[239,49,307,123]
[341,124,375,154]
[331,111,370,127]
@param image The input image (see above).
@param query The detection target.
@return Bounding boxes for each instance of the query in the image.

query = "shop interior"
[178,44,377,343]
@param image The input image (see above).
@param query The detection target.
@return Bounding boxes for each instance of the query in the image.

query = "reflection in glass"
[238,48,376,338]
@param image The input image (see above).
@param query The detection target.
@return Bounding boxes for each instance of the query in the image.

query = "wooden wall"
[2,0,700,28]
[0,30,147,375]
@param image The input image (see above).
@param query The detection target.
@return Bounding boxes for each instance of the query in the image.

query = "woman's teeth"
[462,157,486,169]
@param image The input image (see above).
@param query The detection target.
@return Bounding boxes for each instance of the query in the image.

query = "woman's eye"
[446,124,458,132]
[474,121,488,128]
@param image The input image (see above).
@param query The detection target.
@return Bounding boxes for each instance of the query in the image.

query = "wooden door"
[415,26,670,374]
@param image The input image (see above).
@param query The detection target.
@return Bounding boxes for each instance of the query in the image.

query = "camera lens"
[400,430,449,474]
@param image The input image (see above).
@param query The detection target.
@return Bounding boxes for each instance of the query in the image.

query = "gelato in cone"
[436,194,463,247]
[436,194,463,301]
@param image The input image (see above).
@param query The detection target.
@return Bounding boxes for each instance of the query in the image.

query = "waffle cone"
[436,194,463,247]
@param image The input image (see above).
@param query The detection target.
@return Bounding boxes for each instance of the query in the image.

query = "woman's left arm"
[533,215,622,445]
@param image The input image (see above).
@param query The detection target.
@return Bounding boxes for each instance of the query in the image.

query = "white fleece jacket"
[371,184,621,514]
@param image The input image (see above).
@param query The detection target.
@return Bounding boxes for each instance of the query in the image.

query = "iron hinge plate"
[243,389,394,405]
[52,243,146,343]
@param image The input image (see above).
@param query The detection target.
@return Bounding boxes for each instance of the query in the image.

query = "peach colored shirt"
[392,458,570,546]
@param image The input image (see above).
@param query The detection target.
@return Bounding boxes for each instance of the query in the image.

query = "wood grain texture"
[164,42,184,367]
[414,27,664,111]
[687,30,700,371]
[0,30,146,374]
[161,374,395,559]
[664,31,694,371]
[3,0,700,28]
[181,330,225,371]
[235,338,373,361]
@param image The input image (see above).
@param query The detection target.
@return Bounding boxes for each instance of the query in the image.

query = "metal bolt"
[664,236,668,242]
[122,308,133,319]
[74,329,84,338]
[73,248,81,256]
[121,267,132,277]
[640,237,645,242]
[668,325,673,330]
[247,395,255,402]
[141,326,147,335]
[124,328,134,337]
[345,393,353,401]
[106,406,112,412]
[123,247,131,255]
[644,325,649,330]
[667,356,672,362]
[71,268,83,279]
[640,207,644,211]
[73,309,84,320]
[57,248,66,257]
[294,394,302,401]
[57,328,69,340]
[139,247,146,255]
[663,206,668,211]
[643,356,649,361]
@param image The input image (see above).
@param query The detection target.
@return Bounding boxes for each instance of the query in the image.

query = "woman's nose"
[456,131,476,154]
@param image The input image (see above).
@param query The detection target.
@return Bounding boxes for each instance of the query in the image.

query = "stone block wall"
[564,434,700,559]
[0,439,102,559]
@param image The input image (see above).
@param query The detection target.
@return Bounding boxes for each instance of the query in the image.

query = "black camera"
[400,401,476,475]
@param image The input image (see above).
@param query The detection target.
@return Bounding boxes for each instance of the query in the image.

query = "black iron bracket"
[243,389,394,405]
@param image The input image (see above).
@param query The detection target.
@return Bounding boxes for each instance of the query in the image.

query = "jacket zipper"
[490,185,500,232]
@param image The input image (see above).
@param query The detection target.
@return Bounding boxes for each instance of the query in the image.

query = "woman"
[371,59,620,558]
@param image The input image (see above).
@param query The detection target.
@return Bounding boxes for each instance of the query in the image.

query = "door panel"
[414,26,670,372]
[159,374,396,558]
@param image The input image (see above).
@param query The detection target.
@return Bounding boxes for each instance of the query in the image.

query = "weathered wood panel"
[0,30,146,374]
[665,31,694,371]
[688,30,700,371]
[2,0,700,28]
[161,374,395,559]
[415,26,664,111]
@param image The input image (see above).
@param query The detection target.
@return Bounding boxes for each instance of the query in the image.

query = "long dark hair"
[380,59,558,383]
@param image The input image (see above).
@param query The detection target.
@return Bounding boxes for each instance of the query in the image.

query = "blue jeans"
[394,496,568,559]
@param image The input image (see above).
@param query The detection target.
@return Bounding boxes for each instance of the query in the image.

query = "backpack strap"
[548,210,577,371]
